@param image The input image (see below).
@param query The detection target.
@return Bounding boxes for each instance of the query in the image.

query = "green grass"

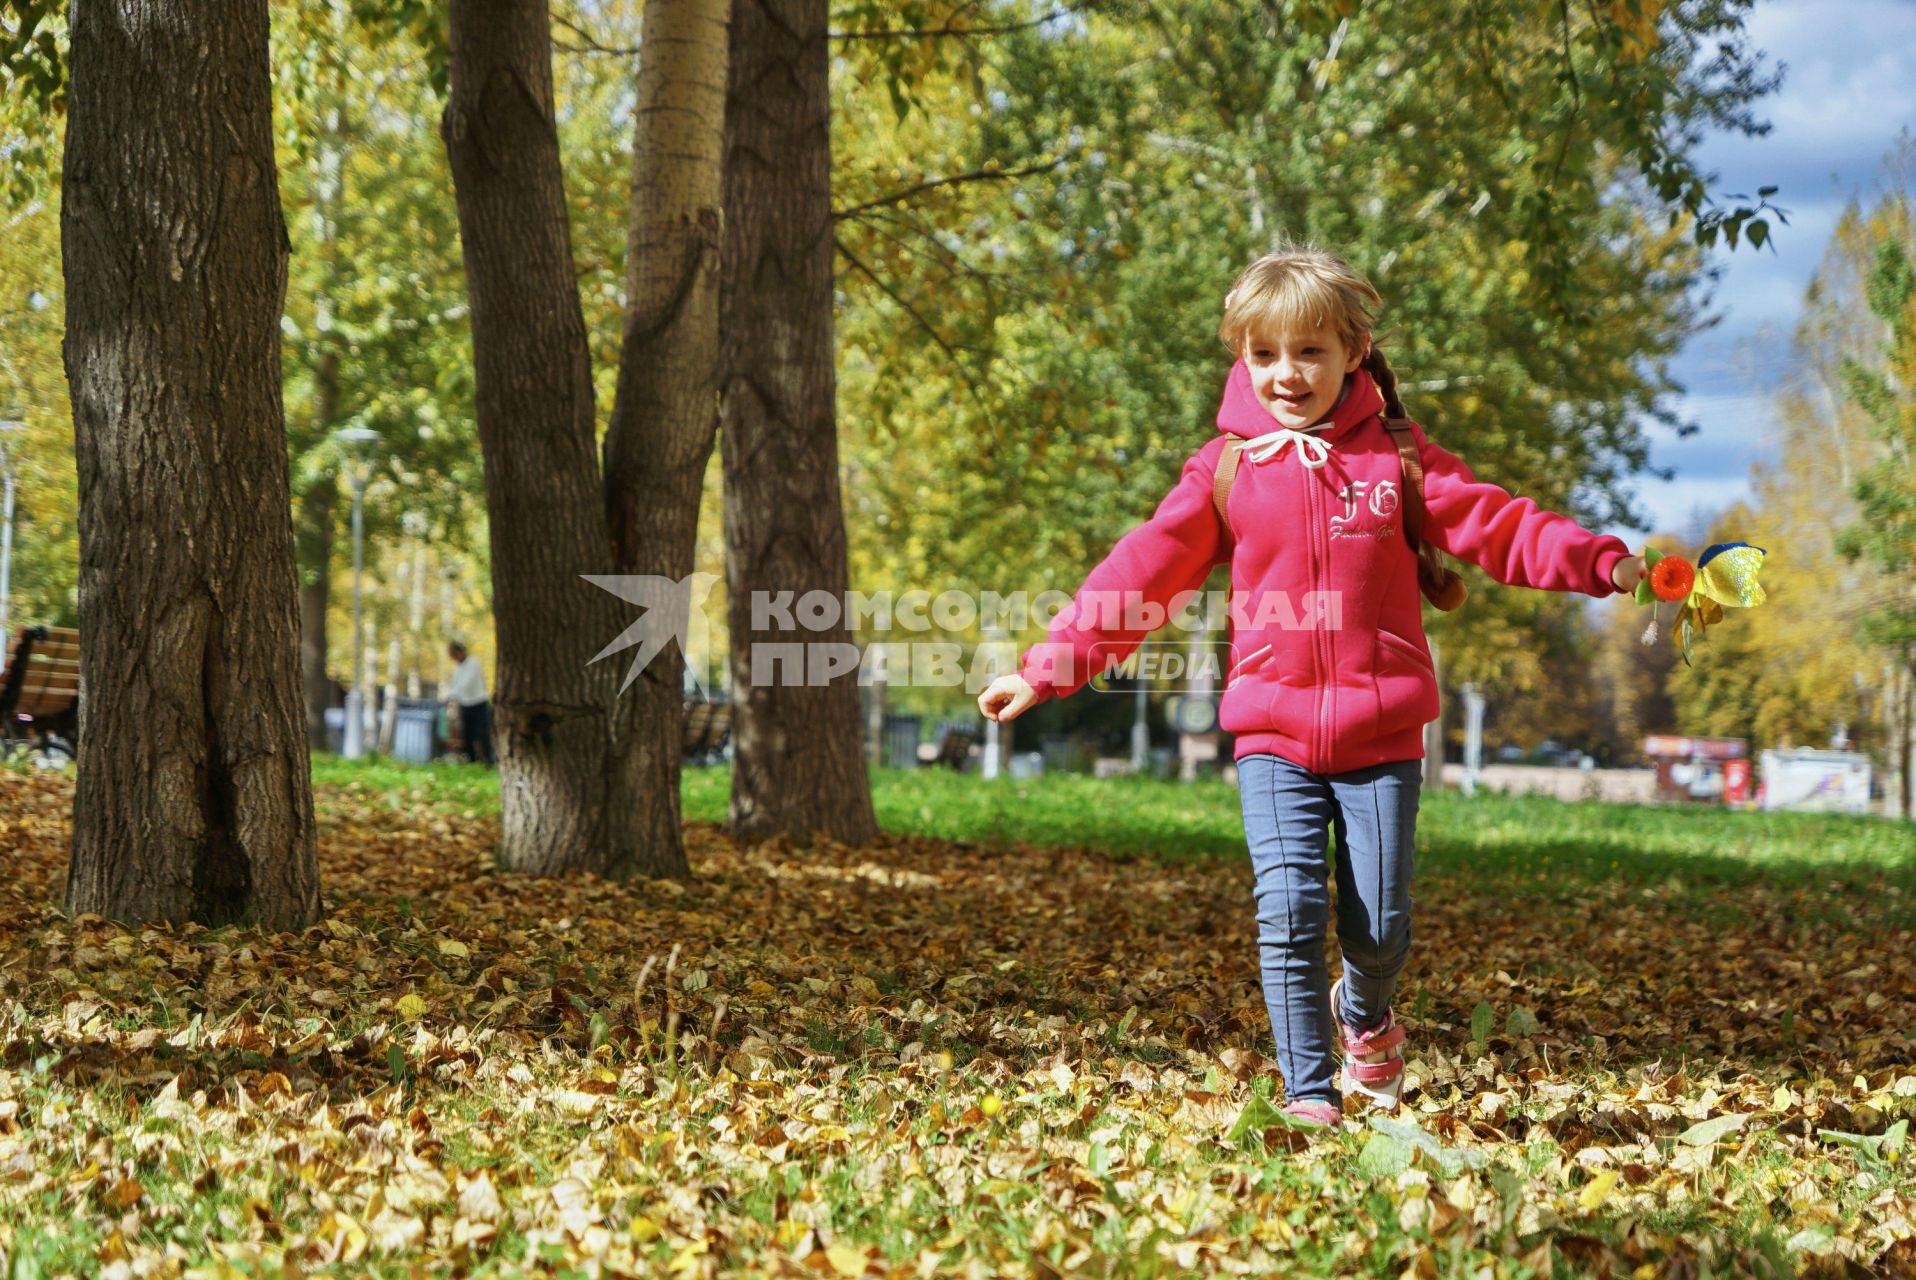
[317,752,1916,910]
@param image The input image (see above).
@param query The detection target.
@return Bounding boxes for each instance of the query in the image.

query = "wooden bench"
[924,720,977,771]
[682,697,732,765]
[1,625,80,763]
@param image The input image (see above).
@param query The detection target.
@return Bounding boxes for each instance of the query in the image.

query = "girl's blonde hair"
[1217,243,1407,418]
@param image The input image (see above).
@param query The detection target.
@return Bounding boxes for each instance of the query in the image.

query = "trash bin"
[392,697,440,764]
[1009,751,1045,779]
[882,714,921,769]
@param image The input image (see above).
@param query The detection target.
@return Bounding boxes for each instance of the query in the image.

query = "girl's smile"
[1244,326,1367,430]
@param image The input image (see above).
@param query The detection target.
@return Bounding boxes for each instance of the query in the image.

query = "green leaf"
[1355,1132,1413,1179]
[1226,1092,1285,1145]
[1677,1112,1751,1146]
[1748,219,1769,250]
[1368,1116,1483,1177]
[1470,999,1494,1046]
[1505,1007,1540,1037]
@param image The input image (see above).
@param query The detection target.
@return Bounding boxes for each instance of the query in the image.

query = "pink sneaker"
[1282,1098,1344,1130]
[1331,978,1406,1110]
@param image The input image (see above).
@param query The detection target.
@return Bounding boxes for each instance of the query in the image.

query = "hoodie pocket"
[1363,627,1439,743]
[1375,629,1432,674]
[1223,642,1274,691]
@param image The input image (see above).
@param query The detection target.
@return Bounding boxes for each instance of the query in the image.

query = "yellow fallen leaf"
[437,939,470,959]
[979,1094,1003,1117]
[826,1242,870,1276]
[630,1215,663,1243]
[395,994,427,1020]
[667,1240,709,1274]
[1579,1169,1619,1213]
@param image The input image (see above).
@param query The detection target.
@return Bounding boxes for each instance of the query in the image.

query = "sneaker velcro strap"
[1348,1057,1405,1085]
[1345,1021,1405,1055]
[1283,1100,1343,1127]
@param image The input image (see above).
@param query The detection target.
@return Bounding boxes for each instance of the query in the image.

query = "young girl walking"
[978,244,1647,1130]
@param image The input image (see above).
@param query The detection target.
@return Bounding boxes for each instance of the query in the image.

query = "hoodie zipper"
[1303,465,1330,770]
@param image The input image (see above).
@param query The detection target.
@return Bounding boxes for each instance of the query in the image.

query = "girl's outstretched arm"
[1411,423,1630,597]
[1013,436,1232,705]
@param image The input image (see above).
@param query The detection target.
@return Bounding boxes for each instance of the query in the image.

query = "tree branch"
[551,11,638,56]
[832,159,1063,221]
[830,3,1091,41]
[834,236,1000,439]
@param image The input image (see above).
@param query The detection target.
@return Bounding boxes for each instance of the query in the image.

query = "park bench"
[683,696,732,765]
[918,720,977,771]
[1,624,80,766]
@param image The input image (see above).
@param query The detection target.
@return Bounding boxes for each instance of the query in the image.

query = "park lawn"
[0,761,1910,1278]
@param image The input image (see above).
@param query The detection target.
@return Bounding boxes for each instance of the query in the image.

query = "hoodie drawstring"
[1241,426,1332,468]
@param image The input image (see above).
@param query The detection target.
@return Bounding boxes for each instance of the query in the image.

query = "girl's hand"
[1611,555,1648,594]
[978,674,1038,723]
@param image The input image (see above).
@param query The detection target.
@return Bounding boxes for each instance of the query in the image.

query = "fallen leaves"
[0,766,1910,1277]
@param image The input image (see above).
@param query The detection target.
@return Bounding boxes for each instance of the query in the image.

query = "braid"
[1363,345,1407,420]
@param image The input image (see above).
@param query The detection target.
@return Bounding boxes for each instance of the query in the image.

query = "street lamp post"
[0,420,25,643]
[334,427,380,759]
[981,626,1009,780]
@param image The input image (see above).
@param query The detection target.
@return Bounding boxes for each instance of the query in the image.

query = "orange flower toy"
[1635,543,1767,666]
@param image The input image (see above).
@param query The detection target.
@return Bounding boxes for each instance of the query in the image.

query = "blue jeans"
[1237,753,1421,1106]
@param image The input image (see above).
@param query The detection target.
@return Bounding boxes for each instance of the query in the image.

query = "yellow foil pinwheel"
[1635,542,1767,665]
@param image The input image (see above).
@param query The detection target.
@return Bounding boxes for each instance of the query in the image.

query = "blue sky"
[1598,0,1916,546]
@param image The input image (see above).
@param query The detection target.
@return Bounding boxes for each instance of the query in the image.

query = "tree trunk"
[1893,651,1908,820]
[720,0,878,844]
[61,0,320,929]
[441,0,675,877]
[601,0,731,870]
[298,348,342,752]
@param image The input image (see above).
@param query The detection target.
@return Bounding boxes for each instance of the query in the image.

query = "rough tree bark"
[720,0,879,843]
[440,0,678,877]
[61,0,320,928]
[601,0,732,868]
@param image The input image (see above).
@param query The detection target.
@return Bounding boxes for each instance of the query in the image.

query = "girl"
[978,244,1646,1130]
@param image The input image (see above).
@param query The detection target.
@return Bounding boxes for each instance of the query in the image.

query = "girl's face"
[1243,326,1366,430]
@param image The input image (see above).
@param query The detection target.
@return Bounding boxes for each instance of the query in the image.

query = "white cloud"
[1648,0,1914,534]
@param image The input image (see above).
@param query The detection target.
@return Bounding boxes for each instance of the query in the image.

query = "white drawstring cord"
[1240,426,1333,468]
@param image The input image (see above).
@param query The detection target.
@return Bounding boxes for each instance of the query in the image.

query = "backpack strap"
[1212,439,1243,542]
[1382,417,1468,612]
[1380,418,1428,548]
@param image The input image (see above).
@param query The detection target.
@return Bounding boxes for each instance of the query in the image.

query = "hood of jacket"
[1213,360,1386,445]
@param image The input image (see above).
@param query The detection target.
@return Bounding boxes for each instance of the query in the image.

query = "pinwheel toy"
[1635,542,1768,666]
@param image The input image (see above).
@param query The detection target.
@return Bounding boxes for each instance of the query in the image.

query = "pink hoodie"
[1016,362,1630,774]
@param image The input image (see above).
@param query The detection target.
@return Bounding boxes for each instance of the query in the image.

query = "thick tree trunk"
[441,0,677,877]
[720,0,878,844]
[601,0,731,869]
[61,0,320,929]
[298,349,341,752]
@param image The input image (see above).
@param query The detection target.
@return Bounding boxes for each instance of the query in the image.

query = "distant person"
[978,243,1647,1133]
[445,642,495,766]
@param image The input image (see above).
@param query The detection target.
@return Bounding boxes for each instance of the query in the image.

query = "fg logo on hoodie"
[1330,479,1401,542]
